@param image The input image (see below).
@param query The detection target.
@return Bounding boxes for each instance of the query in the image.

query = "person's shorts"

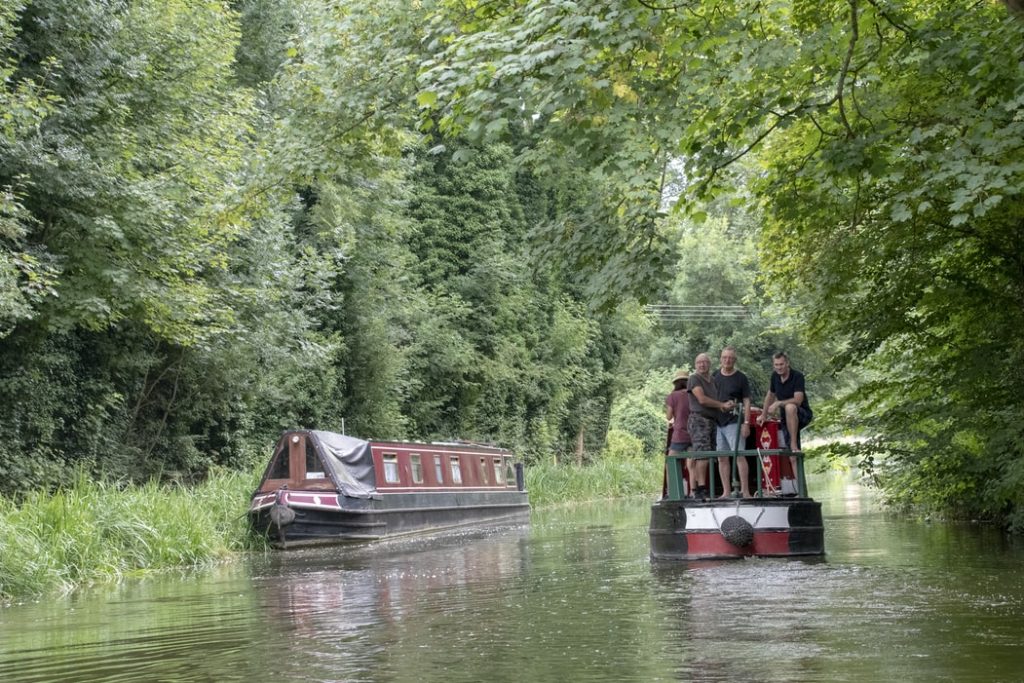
[668,442,691,453]
[687,414,716,451]
[716,421,744,452]
[796,406,813,429]
[779,406,813,447]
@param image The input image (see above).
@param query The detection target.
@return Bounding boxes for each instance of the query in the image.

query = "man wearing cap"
[664,369,692,497]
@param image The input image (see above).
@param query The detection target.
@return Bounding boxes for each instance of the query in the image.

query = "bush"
[609,393,666,457]
[601,429,645,461]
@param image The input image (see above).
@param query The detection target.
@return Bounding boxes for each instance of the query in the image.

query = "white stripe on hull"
[685,505,790,531]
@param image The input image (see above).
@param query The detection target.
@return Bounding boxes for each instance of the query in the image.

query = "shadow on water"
[2,474,1024,682]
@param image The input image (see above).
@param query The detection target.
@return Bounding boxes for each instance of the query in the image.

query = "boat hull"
[250,489,530,548]
[649,498,824,561]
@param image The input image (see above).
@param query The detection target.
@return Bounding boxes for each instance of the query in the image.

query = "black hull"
[250,490,530,548]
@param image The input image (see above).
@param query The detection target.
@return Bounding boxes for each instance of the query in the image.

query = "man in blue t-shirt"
[758,352,813,464]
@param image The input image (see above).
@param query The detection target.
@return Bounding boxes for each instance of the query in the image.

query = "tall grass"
[0,467,264,602]
[0,457,662,602]
[525,457,662,507]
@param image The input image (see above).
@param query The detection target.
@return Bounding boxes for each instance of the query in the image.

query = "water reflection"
[2,475,1024,682]
[0,565,270,682]
[254,524,535,681]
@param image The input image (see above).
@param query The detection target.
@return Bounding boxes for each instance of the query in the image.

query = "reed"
[0,467,264,602]
[0,457,662,601]
[525,457,662,507]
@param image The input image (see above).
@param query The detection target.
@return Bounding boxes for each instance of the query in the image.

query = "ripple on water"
[3,494,1024,682]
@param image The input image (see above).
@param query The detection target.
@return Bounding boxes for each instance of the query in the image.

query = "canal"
[2,475,1023,682]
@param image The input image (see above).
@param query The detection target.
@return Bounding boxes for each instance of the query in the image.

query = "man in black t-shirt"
[758,351,813,458]
[713,346,752,497]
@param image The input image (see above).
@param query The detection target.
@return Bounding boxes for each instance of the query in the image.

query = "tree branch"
[836,0,859,139]
[634,0,696,10]
[863,0,915,38]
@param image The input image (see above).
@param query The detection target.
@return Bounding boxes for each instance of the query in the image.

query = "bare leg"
[686,459,703,487]
[716,456,733,498]
[737,456,751,498]
[783,403,800,450]
[781,404,802,494]
[690,458,709,495]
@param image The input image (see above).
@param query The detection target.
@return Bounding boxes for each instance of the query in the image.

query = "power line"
[643,305,750,321]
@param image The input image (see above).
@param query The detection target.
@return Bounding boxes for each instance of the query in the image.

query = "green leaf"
[416,90,438,108]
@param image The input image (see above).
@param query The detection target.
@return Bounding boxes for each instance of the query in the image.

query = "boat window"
[305,440,324,479]
[383,454,400,484]
[493,458,504,484]
[479,457,489,484]
[268,441,289,479]
[504,458,515,485]
[450,456,462,484]
[432,455,444,484]
[411,454,423,484]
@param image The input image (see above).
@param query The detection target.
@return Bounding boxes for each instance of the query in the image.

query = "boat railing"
[662,406,811,501]
[664,448,807,500]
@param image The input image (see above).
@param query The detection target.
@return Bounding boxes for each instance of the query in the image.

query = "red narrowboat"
[249,430,530,548]
[649,410,825,560]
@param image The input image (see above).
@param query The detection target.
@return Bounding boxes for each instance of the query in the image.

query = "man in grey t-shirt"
[686,352,735,499]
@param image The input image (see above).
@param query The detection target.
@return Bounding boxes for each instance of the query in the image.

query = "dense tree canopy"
[1,0,1022,527]
[0,0,639,493]
[418,0,1024,525]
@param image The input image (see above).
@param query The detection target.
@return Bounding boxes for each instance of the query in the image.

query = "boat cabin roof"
[255,430,514,498]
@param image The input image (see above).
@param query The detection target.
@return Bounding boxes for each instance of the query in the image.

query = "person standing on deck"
[713,346,753,498]
[664,369,692,497]
[687,353,735,499]
[757,351,813,477]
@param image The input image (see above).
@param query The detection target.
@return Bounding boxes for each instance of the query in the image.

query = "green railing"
[664,415,808,500]
[664,449,807,500]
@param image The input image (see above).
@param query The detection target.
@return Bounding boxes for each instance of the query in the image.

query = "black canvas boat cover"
[311,430,377,498]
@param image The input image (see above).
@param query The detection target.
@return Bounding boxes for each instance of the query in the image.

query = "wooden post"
[575,425,584,466]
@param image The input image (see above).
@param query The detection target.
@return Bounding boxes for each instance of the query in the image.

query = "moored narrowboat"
[649,412,825,561]
[249,430,530,548]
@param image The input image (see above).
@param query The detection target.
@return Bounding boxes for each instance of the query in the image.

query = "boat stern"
[649,497,824,561]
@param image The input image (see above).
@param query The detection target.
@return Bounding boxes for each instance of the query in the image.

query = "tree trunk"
[575,425,585,466]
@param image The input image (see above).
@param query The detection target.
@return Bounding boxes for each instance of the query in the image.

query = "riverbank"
[525,457,662,507]
[0,458,662,602]
[0,468,265,603]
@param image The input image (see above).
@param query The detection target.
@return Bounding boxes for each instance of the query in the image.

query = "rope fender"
[710,501,757,547]
[719,515,754,547]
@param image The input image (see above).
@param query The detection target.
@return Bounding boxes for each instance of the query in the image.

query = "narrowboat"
[649,411,825,561]
[249,430,530,548]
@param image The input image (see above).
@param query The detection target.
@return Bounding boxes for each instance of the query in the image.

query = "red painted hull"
[676,530,792,559]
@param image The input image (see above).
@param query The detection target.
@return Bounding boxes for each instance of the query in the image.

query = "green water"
[2,475,1023,682]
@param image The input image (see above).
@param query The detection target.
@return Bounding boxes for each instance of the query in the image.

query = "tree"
[0,0,324,486]
[402,139,633,461]
[417,1,1024,524]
